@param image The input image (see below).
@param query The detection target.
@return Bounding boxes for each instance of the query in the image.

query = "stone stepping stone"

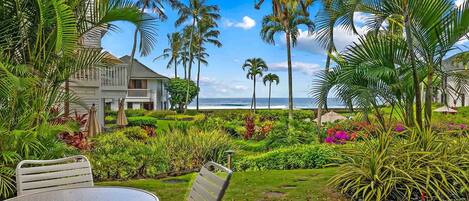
[264,191,286,198]
[161,178,188,184]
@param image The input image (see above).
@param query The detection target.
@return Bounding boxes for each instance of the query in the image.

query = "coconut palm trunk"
[404,10,423,129]
[184,18,196,113]
[128,3,148,82]
[286,31,294,120]
[196,57,201,111]
[174,57,178,78]
[268,81,272,110]
[253,76,257,113]
[424,64,434,127]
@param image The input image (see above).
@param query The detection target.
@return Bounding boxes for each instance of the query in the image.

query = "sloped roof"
[102,51,124,64]
[442,53,468,72]
[120,55,169,79]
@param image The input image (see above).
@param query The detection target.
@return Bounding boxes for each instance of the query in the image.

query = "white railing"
[71,67,99,81]
[127,89,151,98]
[101,64,127,88]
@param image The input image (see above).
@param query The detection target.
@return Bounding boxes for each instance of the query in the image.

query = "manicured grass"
[97,168,345,201]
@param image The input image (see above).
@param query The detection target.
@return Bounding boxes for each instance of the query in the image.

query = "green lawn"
[98,168,345,201]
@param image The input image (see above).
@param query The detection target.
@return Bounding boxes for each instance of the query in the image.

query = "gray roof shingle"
[120,55,169,79]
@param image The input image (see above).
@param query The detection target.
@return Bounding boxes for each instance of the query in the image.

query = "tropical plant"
[155,32,183,78]
[263,73,280,110]
[330,129,469,201]
[127,0,179,81]
[194,16,222,111]
[313,0,360,133]
[166,78,199,112]
[175,0,220,113]
[0,0,159,197]
[363,0,469,128]
[261,5,314,119]
[242,58,269,113]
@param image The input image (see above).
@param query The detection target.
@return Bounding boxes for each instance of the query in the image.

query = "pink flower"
[395,124,405,132]
[335,131,349,141]
[325,137,335,144]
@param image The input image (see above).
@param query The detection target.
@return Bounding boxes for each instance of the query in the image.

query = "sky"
[102,0,468,99]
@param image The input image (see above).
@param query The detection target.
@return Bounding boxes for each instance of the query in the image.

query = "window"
[127,102,133,109]
[129,80,147,89]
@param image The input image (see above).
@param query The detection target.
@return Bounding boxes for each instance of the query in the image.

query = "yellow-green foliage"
[145,110,177,119]
[149,128,231,172]
[330,129,469,201]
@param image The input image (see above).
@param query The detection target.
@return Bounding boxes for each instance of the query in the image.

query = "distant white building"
[69,28,169,127]
[436,54,469,107]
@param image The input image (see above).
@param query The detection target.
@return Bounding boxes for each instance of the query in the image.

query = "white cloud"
[199,77,249,97]
[269,61,321,75]
[285,26,367,55]
[224,16,256,30]
[354,12,368,24]
[455,0,464,7]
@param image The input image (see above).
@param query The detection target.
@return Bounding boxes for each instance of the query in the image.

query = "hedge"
[235,145,339,171]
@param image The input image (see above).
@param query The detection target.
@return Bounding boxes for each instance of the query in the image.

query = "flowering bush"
[244,115,255,140]
[324,130,353,144]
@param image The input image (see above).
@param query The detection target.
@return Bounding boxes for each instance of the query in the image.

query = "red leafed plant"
[142,126,156,137]
[50,109,91,150]
[244,115,255,140]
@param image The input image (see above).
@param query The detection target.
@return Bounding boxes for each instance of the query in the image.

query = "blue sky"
[102,0,468,98]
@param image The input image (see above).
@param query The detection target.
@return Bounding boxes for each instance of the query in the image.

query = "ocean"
[188,98,346,110]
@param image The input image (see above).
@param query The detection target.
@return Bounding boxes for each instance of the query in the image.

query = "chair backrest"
[16,155,93,196]
[188,162,233,201]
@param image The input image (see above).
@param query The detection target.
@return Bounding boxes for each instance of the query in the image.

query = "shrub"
[167,78,199,112]
[146,110,177,119]
[87,132,168,180]
[235,144,339,171]
[125,109,147,117]
[104,116,116,124]
[330,129,469,201]
[148,128,231,172]
[127,116,158,127]
[122,127,148,141]
[264,120,317,149]
[164,114,206,121]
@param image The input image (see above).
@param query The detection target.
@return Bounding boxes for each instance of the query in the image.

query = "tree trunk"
[404,11,423,129]
[128,4,147,83]
[424,64,434,127]
[196,58,201,111]
[253,76,257,113]
[268,82,272,110]
[286,32,293,120]
[64,79,70,117]
[317,44,333,143]
[174,57,178,78]
[184,18,196,113]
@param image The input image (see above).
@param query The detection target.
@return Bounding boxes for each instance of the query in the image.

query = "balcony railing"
[101,64,128,88]
[127,89,150,98]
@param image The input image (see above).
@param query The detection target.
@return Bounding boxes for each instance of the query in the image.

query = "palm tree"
[263,73,280,110]
[313,0,360,139]
[194,17,222,111]
[364,0,469,128]
[254,0,314,16]
[175,0,220,113]
[243,58,269,113]
[0,0,158,197]
[128,0,179,82]
[155,32,183,78]
[261,8,314,119]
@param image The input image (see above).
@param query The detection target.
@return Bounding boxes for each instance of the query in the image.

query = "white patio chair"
[16,155,93,196]
[188,162,233,201]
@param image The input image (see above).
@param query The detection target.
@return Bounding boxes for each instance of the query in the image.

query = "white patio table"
[5,187,159,201]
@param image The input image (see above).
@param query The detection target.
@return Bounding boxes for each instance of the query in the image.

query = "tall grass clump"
[330,129,469,200]
[150,128,231,172]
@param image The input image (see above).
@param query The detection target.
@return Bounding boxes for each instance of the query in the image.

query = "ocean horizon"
[188,98,346,110]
